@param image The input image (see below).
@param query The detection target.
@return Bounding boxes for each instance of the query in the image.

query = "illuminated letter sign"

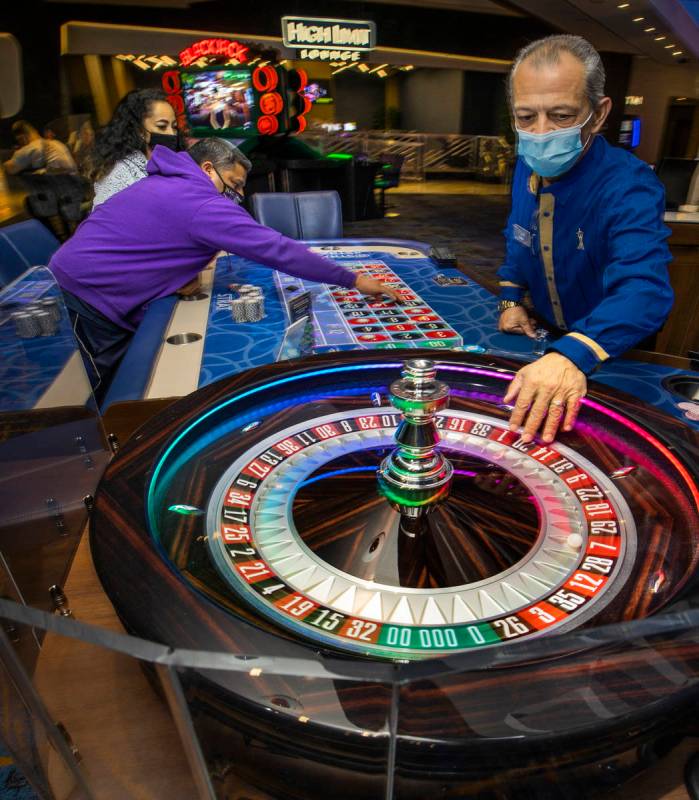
[178,39,249,67]
[281,17,376,52]
[161,70,187,132]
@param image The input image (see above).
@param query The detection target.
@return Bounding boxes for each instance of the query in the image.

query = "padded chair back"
[250,193,300,239]
[55,174,89,223]
[251,191,343,240]
[0,235,28,287]
[20,173,59,218]
[295,191,343,239]
[0,219,60,286]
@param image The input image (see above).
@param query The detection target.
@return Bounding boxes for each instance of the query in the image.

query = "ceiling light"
[654,35,666,41]
[664,43,676,48]
[644,26,656,32]
[676,97,687,101]
[672,50,683,55]
[632,16,644,22]
[617,2,630,7]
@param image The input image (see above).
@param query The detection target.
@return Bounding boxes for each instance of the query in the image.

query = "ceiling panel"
[507,0,698,62]
[349,0,524,15]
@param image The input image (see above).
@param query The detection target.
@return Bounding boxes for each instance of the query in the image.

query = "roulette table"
[103,240,699,433]
[91,349,699,799]
[274,255,462,351]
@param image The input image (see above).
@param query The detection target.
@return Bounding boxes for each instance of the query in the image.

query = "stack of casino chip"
[40,297,62,323]
[35,310,56,336]
[231,297,247,323]
[232,285,265,323]
[11,310,41,338]
[10,299,60,338]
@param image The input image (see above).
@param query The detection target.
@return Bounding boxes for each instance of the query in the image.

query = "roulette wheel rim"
[202,401,642,658]
[90,350,699,797]
[96,351,699,659]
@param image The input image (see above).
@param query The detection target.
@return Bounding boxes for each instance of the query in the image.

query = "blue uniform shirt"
[497,135,673,374]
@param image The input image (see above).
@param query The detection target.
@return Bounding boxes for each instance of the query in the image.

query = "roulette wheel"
[91,351,699,799]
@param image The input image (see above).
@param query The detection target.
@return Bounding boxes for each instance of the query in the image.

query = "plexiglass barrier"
[0,267,110,797]
[1,596,699,799]
[0,267,109,617]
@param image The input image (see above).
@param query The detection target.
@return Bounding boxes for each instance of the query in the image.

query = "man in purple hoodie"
[49,138,399,399]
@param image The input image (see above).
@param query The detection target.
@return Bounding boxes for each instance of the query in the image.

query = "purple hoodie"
[49,147,357,330]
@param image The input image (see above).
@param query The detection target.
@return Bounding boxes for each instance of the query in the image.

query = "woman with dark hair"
[89,88,180,207]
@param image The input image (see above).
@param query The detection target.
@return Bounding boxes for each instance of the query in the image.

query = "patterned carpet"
[0,750,36,800]
[345,190,511,294]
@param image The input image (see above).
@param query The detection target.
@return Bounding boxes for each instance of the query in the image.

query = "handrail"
[301,129,514,182]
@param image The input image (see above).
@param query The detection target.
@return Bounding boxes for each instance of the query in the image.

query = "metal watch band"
[498,299,523,313]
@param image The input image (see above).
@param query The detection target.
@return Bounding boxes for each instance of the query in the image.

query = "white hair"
[508,35,606,109]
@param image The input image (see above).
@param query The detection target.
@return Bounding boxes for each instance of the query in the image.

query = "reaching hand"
[177,277,201,297]
[504,352,586,444]
[354,275,403,304]
[499,306,537,338]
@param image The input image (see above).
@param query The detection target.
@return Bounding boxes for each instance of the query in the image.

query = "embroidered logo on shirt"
[576,228,585,250]
[513,224,532,248]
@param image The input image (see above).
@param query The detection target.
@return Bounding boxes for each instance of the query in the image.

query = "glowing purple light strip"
[582,397,699,509]
[438,363,699,510]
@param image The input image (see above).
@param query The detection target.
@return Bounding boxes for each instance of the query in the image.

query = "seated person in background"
[3,120,77,175]
[497,34,673,444]
[48,138,400,401]
[70,119,96,175]
[89,88,181,207]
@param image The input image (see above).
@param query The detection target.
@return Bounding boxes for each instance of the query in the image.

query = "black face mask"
[224,186,244,205]
[213,166,244,205]
[149,132,181,152]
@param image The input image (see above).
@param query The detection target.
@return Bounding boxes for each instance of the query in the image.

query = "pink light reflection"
[439,364,699,511]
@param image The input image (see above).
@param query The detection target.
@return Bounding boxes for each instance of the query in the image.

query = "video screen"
[182,69,255,132]
[303,80,333,105]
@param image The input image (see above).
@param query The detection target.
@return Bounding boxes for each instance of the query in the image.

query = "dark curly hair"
[87,89,170,181]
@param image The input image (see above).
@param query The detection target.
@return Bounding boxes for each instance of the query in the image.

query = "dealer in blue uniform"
[497,34,673,444]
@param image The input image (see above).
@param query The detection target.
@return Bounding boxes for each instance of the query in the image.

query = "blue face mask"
[516,111,594,178]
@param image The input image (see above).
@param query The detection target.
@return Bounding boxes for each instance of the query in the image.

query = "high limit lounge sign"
[281,16,376,62]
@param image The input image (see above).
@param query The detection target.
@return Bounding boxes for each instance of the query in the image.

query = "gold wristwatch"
[498,299,523,314]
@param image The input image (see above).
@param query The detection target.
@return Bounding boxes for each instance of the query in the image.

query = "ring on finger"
[550,398,565,407]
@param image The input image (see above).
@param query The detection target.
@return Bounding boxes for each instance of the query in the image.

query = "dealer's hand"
[355,275,403,304]
[504,352,586,444]
[498,306,537,338]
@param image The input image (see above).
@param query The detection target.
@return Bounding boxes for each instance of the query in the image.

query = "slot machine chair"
[251,191,343,240]
[19,173,89,241]
[374,155,404,217]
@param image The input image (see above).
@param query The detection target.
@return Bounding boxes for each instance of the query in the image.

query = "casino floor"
[4,190,699,800]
